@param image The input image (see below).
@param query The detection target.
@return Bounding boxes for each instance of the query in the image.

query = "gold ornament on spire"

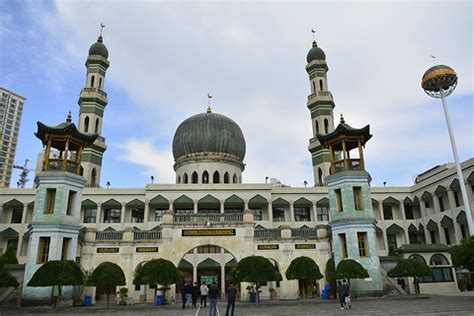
[207,93,213,113]
[100,23,105,36]
[66,111,72,123]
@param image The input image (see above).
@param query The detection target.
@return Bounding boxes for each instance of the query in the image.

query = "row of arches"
[177,171,240,184]
[314,118,330,135]
[83,116,100,134]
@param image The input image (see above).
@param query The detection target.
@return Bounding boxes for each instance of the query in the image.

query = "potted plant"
[269,288,276,299]
[119,287,128,305]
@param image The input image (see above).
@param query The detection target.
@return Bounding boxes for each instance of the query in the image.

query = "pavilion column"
[379,203,389,251]
[96,202,102,224]
[121,202,127,224]
[267,201,273,222]
[62,137,70,170]
[289,201,295,222]
[21,204,28,224]
[358,139,365,170]
[312,202,318,222]
[144,199,150,223]
[194,200,198,214]
[342,139,349,171]
[220,200,225,214]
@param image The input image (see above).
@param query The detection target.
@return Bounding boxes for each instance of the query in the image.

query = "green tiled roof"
[398,244,451,253]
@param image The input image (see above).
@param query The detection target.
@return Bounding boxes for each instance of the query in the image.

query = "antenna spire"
[207,93,213,113]
[340,113,345,124]
[311,28,317,47]
[100,23,105,36]
[430,54,437,66]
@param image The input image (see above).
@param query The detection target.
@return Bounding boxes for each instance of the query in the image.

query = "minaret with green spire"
[316,116,383,295]
[306,30,335,186]
[77,25,109,187]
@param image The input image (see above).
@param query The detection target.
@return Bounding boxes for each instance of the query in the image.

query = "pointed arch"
[315,120,319,134]
[192,171,198,184]
[95,118,99,133]
[232,173,237,183]
[202,171,209,184]
[324,118,329,134]
[224,172,230,183]
[91,168,97,187]
[177,175,181,184]
[319,79,323,91]
[213,171,220,184]
[84,116,90,133]
[183,173,188,184]
[318,168,323,185]
[312,81,316,93]
[90,75,95,87]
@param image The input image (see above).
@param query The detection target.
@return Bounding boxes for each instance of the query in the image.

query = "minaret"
[77,24,109,187]
[316,116,383,295]
[306,30,335,186]
[22,114,97,304]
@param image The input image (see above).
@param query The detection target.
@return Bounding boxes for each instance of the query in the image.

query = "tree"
[231,256,281,303]
[388,258,432,297]
[0,247,18,266]
[89,262,126,309]
[325,258,337,299]
[450,236,474,271]
[0,265,19,288]
[285,256,323,299]
[27,260,84,307]
[335,259,369,280]
[133,259,181,304]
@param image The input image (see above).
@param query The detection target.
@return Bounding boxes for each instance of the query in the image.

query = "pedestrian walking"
[337,280,346,310]
[225,282,237,316]
[184,281,193,308]
[209,282,219,316]
[192,281,200,308]
[200,282,209,307]
[342,280,351,308]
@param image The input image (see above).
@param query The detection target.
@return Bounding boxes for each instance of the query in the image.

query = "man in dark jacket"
[192,281,200,308]
[225,282,237,316]
[208,282,219,316]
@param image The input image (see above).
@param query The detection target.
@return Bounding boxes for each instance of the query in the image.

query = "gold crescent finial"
[100,23,105,36]
[207,93,213,113]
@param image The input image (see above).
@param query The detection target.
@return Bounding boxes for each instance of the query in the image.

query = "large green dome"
[89,35,109,59]
[172,111,246,161]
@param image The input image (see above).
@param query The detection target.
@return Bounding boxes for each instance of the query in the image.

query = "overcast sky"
[1,1,473,188]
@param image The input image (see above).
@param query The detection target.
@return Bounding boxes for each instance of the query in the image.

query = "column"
[453,220,462,244]
[96,202,102,224]
[21,204,28,224]
[379,203,389,252]
[220,200,225,214]
[419,200,427,218]
[289,202,295,222]
[399,203,409,244]
[121,202,127,224]
[16,233,23,258]
[192,264,198,283]
[433,195,441,214]
[400,202,406,221]
[447,189,456,211]
[244,199,249,211]
[220,264,225,299]
[194,200,198,214]
[169,199,174,213]
[312,202,318,222]
[267,201,273,222]
[144,199,150,223]
[0,203,3,223]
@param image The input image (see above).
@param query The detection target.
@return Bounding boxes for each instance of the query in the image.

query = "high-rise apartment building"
[0,88,25,188]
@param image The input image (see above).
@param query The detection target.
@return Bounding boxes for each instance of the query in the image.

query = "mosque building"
[0,32,472,305]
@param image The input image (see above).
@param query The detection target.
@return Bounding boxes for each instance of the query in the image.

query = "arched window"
[319,79,323,91]
[95,118,99,133]
[213,171,220,183]
[324,118,329,134]
[99,78,103,89]
[177,176,181,184]
[315,121,319,134]
[91,75,95,88]
[312,81,316,93]
[224,172,230,184]
[202,171,209,184]
[84,116,90,133]
[192,172,198,184]
[79,166,84,176]
[183,173,188,184]
[233,174,237,183]
[430,254,449,266]
[318,168,323,185]
[409,254,426,264]
[91,168,97,187]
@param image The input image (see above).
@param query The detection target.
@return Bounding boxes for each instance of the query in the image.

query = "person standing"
[225,282,237,316]
[200,282,209,307]
[184,281,193,308]
[342,280,351,308]
[192,282,200,308]
[208,282,219,316]
[337,280,345,310]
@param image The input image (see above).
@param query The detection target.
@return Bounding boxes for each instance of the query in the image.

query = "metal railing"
[96,231,123,241]
[254,228,281,238]
[291,227,318,238]
[173,213,243,223]
[47,159,78,174]
[81,87,108,98]
[133,231,162,240]
[307,91,333,102]
[332,159,362,173]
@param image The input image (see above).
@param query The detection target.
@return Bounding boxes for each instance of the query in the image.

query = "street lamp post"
[421,64,474,236]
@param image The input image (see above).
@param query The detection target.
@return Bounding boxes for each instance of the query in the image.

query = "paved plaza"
[1,293,474,316]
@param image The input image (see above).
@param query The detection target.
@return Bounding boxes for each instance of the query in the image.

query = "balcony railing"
[81,87,108,98]
[332,159,362,173]
[173,213,243,223]
[307,91,333,102]
[47,159,78,174]
[96,231,123,241]
[254,228,281,238]
[134,231,162,240]
[291,227,318,238]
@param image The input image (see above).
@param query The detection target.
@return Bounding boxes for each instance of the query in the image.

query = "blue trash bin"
[84,295,92,306]
[156,295,164,306]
